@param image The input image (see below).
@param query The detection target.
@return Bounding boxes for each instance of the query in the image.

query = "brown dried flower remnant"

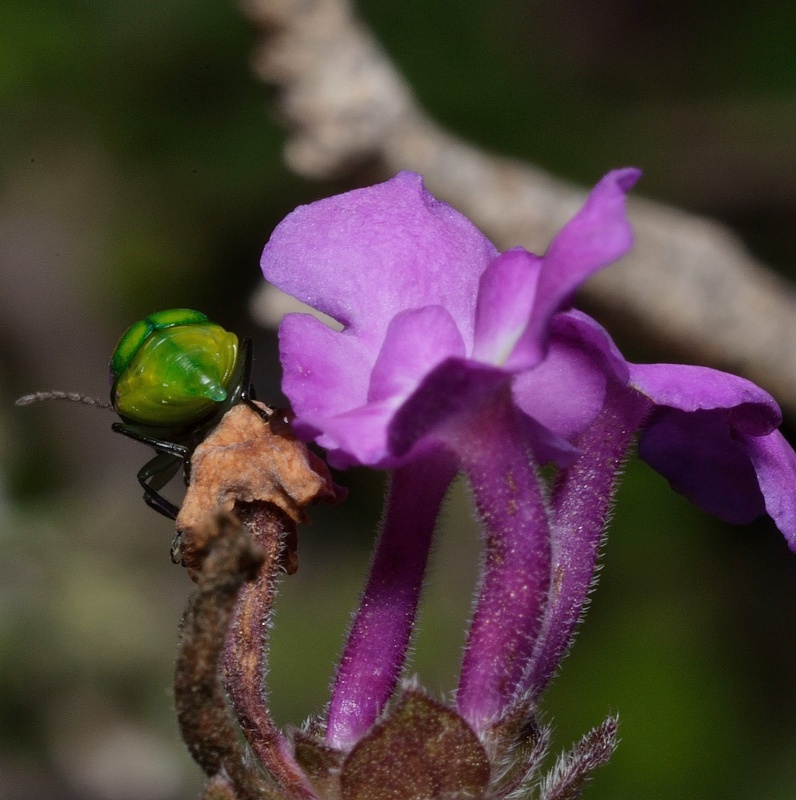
[176,401,341,576]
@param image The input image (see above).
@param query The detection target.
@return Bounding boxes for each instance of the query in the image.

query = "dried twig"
[175,401,341,799]
[243,0,796,414]
[174,511,272,800]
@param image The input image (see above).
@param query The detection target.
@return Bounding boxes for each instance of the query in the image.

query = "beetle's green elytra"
[17,308,262,526]
[110,309,240,427]
[110,308,210,381]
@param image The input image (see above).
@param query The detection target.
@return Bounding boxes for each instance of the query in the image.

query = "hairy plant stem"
[221,503,319,800]
[326,451,458,750]
[174,512,274,800]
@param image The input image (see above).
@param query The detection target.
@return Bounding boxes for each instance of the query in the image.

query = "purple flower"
[261,171,796,749]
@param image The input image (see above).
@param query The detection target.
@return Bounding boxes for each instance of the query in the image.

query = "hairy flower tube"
[261,170,796,764]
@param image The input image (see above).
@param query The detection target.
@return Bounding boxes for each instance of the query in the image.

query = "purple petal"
[629,362,781,435]
[557,310,630,384]
[368,306,466,403]
[387,358,515,461]
[262,171,497,352]
[514,409,580,468]
[511,310,629,445]
[639,408,766,524]
[305,401,398,469]
[387,356,579,467]
[472,248,542,366]
[511,328,608,444]
[279,313,373,423]
[738,430,796,550]
[279,313,395,466]
[285,306,468,468]
[634,361,796,539]
[513,168,640,362]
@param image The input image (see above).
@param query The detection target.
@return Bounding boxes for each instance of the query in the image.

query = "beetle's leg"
[244,399,275,425]
[111,422,190,460]
[237,338,276,423]
[169,530,184,565]
[113,422,191,519]
[239,337,257,403]
[138,452,183,520]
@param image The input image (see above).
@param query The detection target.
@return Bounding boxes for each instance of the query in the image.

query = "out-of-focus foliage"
[2,1,796,799]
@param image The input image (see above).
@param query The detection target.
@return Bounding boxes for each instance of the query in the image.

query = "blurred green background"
[2,1,796,798]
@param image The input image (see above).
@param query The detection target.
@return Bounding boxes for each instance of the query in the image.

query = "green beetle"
[19,309,262,521]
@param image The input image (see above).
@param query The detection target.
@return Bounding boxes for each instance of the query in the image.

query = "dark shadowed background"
[2,1,796,798]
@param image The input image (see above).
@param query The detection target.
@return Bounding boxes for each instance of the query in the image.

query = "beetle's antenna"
[15,391,113,410]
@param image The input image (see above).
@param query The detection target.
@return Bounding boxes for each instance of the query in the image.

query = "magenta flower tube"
[326,450,457,750]
[453,390,553,730]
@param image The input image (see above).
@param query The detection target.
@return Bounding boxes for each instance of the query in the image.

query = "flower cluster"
[253,170,796,799]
